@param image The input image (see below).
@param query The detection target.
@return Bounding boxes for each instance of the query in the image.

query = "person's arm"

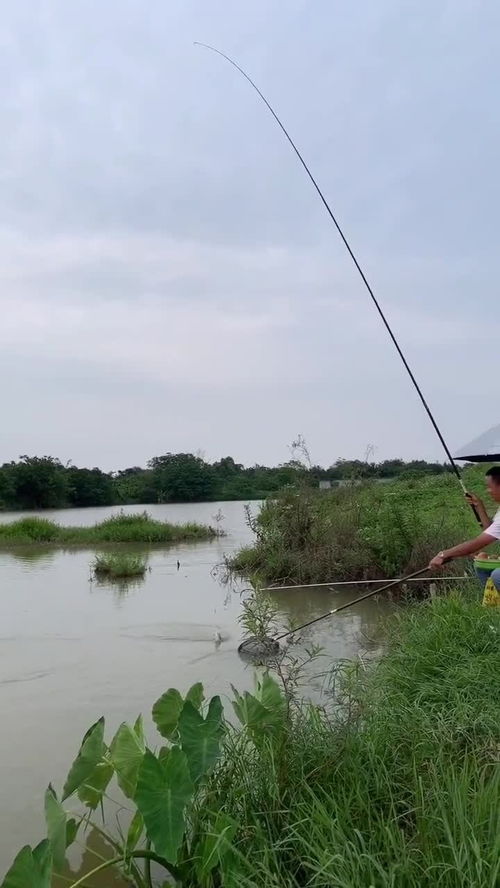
[465,492,491,530]
[429,531,497,569]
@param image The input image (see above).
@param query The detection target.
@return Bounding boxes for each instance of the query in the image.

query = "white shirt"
[486,508,500,540]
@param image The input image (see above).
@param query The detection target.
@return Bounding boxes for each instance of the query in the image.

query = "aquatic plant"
[92,553,148,579]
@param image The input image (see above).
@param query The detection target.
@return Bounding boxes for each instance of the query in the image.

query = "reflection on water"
[53,829,129,888]
[0,500,393,878]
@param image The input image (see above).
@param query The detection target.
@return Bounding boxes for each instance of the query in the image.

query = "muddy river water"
[0,500,393,882]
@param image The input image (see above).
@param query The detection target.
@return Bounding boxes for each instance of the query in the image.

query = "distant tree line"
[0,453,451,511]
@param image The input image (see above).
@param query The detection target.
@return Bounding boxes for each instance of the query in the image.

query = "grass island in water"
[0,511,219,547]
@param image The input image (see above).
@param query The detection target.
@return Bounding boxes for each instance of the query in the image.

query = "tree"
[9,456,69,509]
[148,453,216,502]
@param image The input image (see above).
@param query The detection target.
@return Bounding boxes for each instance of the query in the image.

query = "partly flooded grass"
[92,553,148,578]
[0,511,218,547]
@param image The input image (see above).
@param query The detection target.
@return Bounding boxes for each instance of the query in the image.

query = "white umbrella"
[455,423,500,462]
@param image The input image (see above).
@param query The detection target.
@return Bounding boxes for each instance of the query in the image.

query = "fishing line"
[195,42,481,525]
[238,566,431,657]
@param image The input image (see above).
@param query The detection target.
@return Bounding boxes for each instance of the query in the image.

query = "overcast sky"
[0,0,498,471]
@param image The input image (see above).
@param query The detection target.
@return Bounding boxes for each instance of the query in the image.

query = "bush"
[229,470,491,585]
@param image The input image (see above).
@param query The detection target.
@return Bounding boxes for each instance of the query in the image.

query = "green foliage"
[135,747,194,864]
[3,596,499,887]
[92,553,148,578]
[0,512,217,547]
[1,841,51,888]
[109,722,145,799]
[62,717,105,801]
[229,467,493,585]
[0,450,454,511]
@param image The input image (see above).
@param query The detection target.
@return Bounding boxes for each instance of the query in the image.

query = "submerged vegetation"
[0,452,452,510]
[229,467,496,585]
[92,552,148,579]
[0,511,217,547]
[2,592,499,887]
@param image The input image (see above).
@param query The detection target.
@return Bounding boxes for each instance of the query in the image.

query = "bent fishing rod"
[195,42,481,527]
[273,566,431,642]
[238,566,432,653]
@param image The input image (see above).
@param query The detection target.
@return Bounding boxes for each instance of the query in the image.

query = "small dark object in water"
[177,560,180,571]
[238,636,280,659]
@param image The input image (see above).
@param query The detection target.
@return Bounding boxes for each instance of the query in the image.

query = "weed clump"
[92,553,148,579]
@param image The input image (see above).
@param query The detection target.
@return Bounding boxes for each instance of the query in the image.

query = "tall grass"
[229,471,490,585]
[208,593,500,887]
[0,511,218,546]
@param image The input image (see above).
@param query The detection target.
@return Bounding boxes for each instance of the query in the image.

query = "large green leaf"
[44,786,66,869]
[152,688,184,739]
[134,714,145,745]
[126,810,144,853]
[185,682,204,710]
[31,843,51,888]
[62,717,105,800]
[110,722,145,799]
[255,672,285,715]
[65,818,80,849]
[206,695,225,737]
[1,841,52,888]
[135,748,193,863]
[178,701,222,783]
[77,759,114,810]
[231,688,273,731]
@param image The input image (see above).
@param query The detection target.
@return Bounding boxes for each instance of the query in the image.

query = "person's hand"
[465,491,484,510]
[429,552,447,570]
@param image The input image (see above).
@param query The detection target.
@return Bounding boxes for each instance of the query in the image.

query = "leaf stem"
[67,849,180,888]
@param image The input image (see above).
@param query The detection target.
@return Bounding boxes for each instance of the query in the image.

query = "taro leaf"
[62,717,105,801]
[195,812,237,878]
[178,701,222,783]
[231,687,273,731]
[185,681,204,710]
[205,695,225,737]
[152,688,184,740]
[31,842,51,888]
[1,840,52,888]
[44,785,66,869]
[134,714,145,745]
[126,810,144,854]
[110,722,145,799]
[256,672,285,715]
[135,747,193,863]
[65,818,80,849]
[158,746,170,765]
[77,759,114,810]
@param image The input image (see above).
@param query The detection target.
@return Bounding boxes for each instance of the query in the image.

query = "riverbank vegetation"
[0,452,451,510]
[229,466,494,585]
[0,512,217,547]
[92,553,148,579]
[2,592,499,887]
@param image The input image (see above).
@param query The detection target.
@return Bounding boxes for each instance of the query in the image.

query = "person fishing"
[429,466,500,601]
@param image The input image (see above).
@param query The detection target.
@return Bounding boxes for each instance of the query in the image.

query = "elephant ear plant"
[1,674,288,888]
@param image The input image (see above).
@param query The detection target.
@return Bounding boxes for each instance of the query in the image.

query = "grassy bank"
[215,593,500,886]
[0,511,218,547]
[3,592,499,887]
[229,468,494,585]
